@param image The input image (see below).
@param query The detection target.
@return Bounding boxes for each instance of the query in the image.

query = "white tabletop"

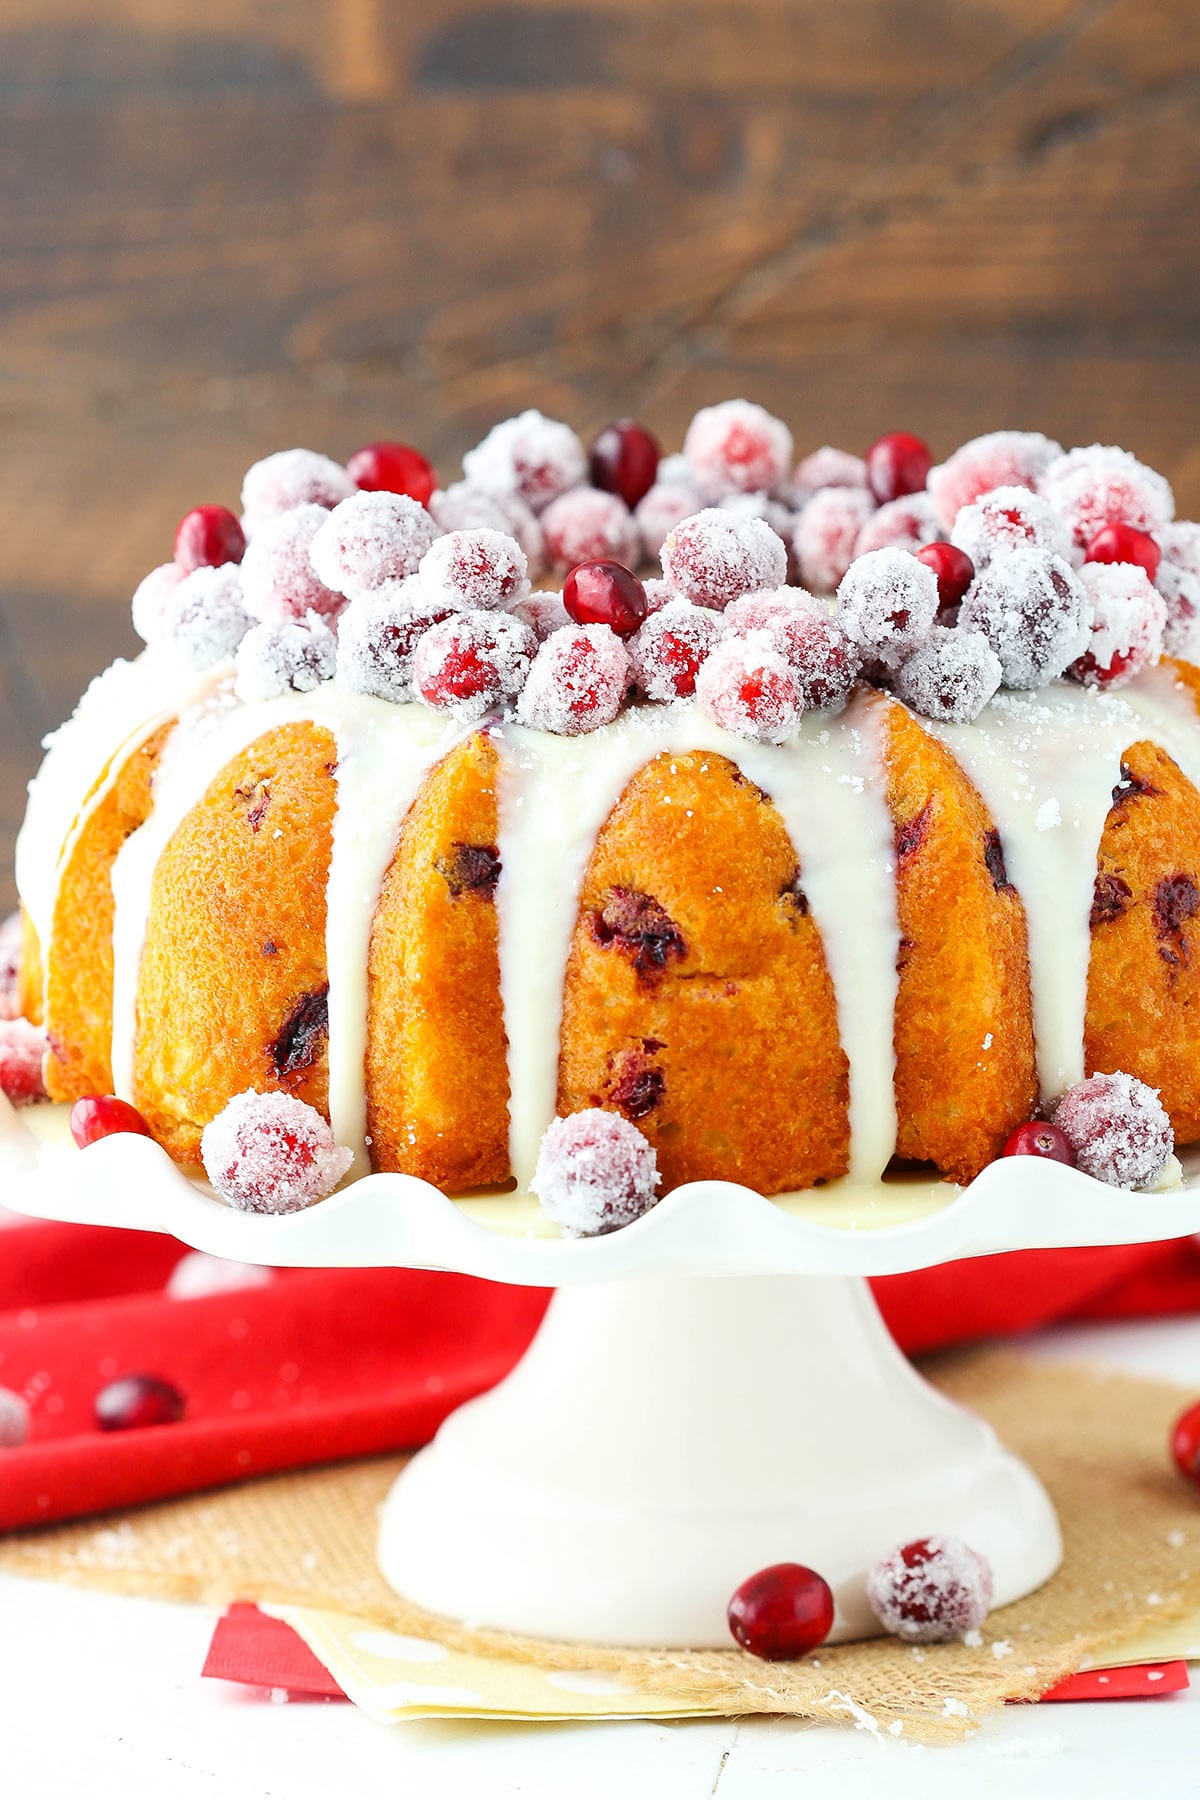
[4,1313,1200,1800]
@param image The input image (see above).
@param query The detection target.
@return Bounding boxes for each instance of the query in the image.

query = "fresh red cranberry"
[589,420,661,511]
[95,1373,186,1432]
[1172,1398,1200,1486]
[563,560,649,638]
[1085,522,1162,581]
[174,505,246,572]
[916,540,976,618]
[70,1094,154,1148]
[1001,1121,1076,1164]
[727,1563,835,1660]
[865,432,933,504]
[347,441,438,506]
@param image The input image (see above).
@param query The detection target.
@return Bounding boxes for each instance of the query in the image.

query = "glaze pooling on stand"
[494,694,899,1190]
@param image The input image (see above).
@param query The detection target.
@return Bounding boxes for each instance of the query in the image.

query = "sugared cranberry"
[174,505,246,572]
[1085,522,1162,581]
[1068,562,1167,690]
[662,508,788,611]
[1001,1121,1076,1164]
[70,1094,154,1147]
[916,541,976,618]
[200,1089,353,1214]
[0,1019,48,1106]
[791,487,876,594]
[695,636,803,743]
[563,560,648,638]
[95,1373,186,1432]
[589,420,661,511]
[1172,1398,1200,1487]
[347,441,438,506]
[516,624,633,735]
[865,432,933,504]
[1040,445,1174,549]
[684,400,793,498]
[866,1536,993,1644]
[631,601,724,701]
[727,1563,835,1661]
[927,430,1062,528]
[412,611,535,719]
[1052,1070,1174,1189]
[530,1109,660,1236]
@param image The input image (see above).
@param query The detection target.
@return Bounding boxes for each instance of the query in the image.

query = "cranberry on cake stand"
[5,1093,1200,1647]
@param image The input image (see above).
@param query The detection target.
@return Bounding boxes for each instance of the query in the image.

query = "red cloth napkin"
[1,1211,1199,1532]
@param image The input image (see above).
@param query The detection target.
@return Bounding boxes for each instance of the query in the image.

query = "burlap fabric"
[1,1350,1197,1744]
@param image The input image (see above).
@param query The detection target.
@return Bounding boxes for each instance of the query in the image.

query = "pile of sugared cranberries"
[866,1536,994,1644]
[531,1108,660,1236]
[200,1089,353,1213]
[120,407,1197,748]
[1052,1071,1174,1189]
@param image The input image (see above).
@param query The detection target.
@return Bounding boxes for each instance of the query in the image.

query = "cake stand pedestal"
[6,1096,1200,1649]
[378,1272,1059,1645]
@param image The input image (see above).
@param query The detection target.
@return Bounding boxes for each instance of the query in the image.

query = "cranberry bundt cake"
[6,406,1199,1223]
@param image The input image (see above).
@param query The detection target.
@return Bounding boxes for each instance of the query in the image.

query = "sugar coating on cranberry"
[792,487,876,595]
[725,590,861,713]
[835,547,940,666]
[131,561,187,645]
[166,1250,274,1300]
[516,624,633,736]
[0,911,21,1021]
[854,491,941,557]
[541,487,641,572]
[201,1088,353,1213]
[530,1108,660,1237]
[431,483,546,577]
[1068,563,1166,689]
[1159,521,1200,582]
[695,635,803,743]
[1157,560,1200,659]
[928,430,1063,527]
[0,1017,48,1106]
[893,626,1002,724]
[631,600,725,701]
[635,477,704,557]
[412,611,536,719]
[866,1536,994,1644]
[234,612,338,703]
[1039,444,1174,548]
[950,484,1075,569]
[241,448,354,533]
[462,409,586,513]
[416,527,528,612]
[684,399,793,498]
[510,589,571,641]
[713,490,794,540]
[1052,1071,1173,1189]
[790,445,868,506]
[162,564,252,669]
[640,577,674,615]
[958,549,1090,689]
[239,504,346,623]
[309,491,440,604]
[337,595,454,703]
[661,508,787,612]
[0,1386,31,1448]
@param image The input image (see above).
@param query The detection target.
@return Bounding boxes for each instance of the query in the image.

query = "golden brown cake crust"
[559,748,850,1194]
[883,698,1037,1183]
[1086,736,1200,1141]
[44,724,171,1102]
[366,731,510,1190]
[132,721,337,1161]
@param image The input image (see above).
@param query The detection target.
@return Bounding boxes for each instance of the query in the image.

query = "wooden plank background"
[2,0,1199,906]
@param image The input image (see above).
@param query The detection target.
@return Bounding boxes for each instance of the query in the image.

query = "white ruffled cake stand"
[5,1095,1200,1647]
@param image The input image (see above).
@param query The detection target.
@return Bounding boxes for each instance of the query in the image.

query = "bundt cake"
[6,407,1200,1221]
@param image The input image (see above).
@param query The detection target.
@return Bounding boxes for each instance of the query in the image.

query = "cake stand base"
[378,1272,1062,1648]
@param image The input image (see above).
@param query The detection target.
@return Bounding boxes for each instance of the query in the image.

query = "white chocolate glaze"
[16,650,1200,1198]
